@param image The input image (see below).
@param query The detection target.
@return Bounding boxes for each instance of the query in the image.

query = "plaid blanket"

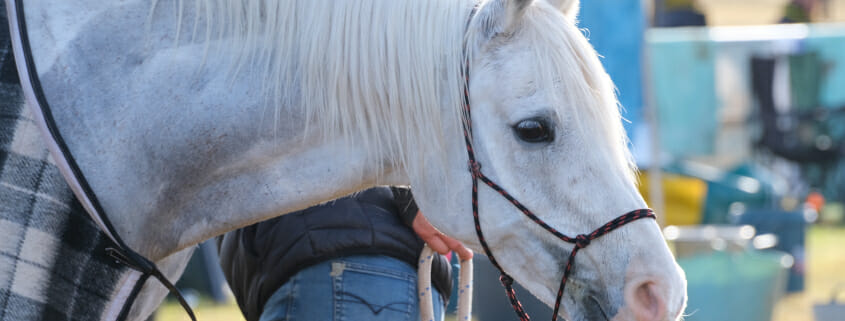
[0,3,130,320]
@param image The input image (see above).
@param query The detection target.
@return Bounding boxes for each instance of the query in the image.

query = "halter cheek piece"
[461,7,655,321]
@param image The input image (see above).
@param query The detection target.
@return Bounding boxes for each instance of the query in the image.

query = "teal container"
[678,251,790,321]
[647,29,718,157]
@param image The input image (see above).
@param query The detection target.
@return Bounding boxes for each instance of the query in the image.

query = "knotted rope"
[418,245,473,321]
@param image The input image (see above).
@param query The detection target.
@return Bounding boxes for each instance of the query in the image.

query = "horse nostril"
[626,281,667,321]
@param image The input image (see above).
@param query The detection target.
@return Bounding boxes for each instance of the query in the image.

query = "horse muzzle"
[612,261,688,321]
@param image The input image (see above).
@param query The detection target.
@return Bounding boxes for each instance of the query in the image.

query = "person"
[656,0,707,27]
[780,0,817,23]
[217,186,472,321]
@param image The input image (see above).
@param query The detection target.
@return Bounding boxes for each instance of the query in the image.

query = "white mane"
[172,0,471,179]
[172,0,634,185]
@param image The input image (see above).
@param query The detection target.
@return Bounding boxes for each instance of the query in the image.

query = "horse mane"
[170,0,634,186]
[168,0,470,181]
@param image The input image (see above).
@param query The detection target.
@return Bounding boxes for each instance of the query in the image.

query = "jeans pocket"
[334,260,416,321]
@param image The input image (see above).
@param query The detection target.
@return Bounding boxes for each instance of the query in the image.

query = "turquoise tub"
[679,251,790,321]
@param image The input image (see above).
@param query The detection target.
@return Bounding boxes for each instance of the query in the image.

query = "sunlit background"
[156,1,845,320]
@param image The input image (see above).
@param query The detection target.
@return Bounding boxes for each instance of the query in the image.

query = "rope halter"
[459,7,656,320]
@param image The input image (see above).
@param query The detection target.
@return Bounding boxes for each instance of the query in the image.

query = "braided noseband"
[460,7,656,321]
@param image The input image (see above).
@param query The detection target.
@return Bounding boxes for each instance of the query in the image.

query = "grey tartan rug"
[0,2,130,320]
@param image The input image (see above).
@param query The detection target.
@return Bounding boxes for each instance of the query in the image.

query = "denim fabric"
[259,255,444,321]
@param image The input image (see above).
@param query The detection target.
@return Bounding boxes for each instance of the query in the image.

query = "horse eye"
[513,118,553,143]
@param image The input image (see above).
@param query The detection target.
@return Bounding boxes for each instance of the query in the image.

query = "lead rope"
[459,9,656,321]
[418,245,473,321]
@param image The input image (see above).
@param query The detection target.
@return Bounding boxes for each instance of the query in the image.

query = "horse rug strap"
[5,1,196,320]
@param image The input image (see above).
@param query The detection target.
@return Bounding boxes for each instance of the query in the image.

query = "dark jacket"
[217,187,452,321]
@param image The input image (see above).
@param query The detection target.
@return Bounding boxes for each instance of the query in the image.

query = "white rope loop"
[418,244,473,321]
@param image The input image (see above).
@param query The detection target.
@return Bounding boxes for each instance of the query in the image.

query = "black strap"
[116,272,151,321]
[11,1,196,320]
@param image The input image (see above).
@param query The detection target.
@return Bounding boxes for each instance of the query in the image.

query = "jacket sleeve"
[390,186,419,228]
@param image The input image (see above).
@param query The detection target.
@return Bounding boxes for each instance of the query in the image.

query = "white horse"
[7,0,686,320]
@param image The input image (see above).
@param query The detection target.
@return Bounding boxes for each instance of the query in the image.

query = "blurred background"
[155,0,845,320]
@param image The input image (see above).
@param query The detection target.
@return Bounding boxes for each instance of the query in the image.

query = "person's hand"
[412,211,473,261]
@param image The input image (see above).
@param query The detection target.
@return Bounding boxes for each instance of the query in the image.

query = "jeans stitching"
[340,261,415,280]
[333,265,343,321]
[285,273,298,321]
[336,291,411,315]
[406,270,415,320]
[335,259,416,320]
[261,257,439,321]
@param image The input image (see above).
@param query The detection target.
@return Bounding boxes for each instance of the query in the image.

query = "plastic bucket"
[678,251,790,321]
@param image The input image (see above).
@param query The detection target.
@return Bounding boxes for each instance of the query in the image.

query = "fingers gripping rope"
[418,245,473,321]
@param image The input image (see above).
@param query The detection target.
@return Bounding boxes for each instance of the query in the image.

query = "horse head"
[410,1,687,320]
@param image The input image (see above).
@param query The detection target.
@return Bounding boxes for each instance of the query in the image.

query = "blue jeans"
[259,255,444,321]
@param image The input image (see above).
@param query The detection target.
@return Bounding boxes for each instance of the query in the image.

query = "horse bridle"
[460,7,656,321]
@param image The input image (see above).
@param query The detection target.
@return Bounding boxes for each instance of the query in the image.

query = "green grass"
[155,226,845,321]
[772,226,845,321]
[154,299,244,321]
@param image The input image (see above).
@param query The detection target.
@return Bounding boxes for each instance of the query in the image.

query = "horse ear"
[545,0,579,20]
[478,0,534,38]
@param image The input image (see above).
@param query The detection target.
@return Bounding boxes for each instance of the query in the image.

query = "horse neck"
[43,39,410,262]
[116,1,472,259]
[113,108,411,261]
[29,0,471,261]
